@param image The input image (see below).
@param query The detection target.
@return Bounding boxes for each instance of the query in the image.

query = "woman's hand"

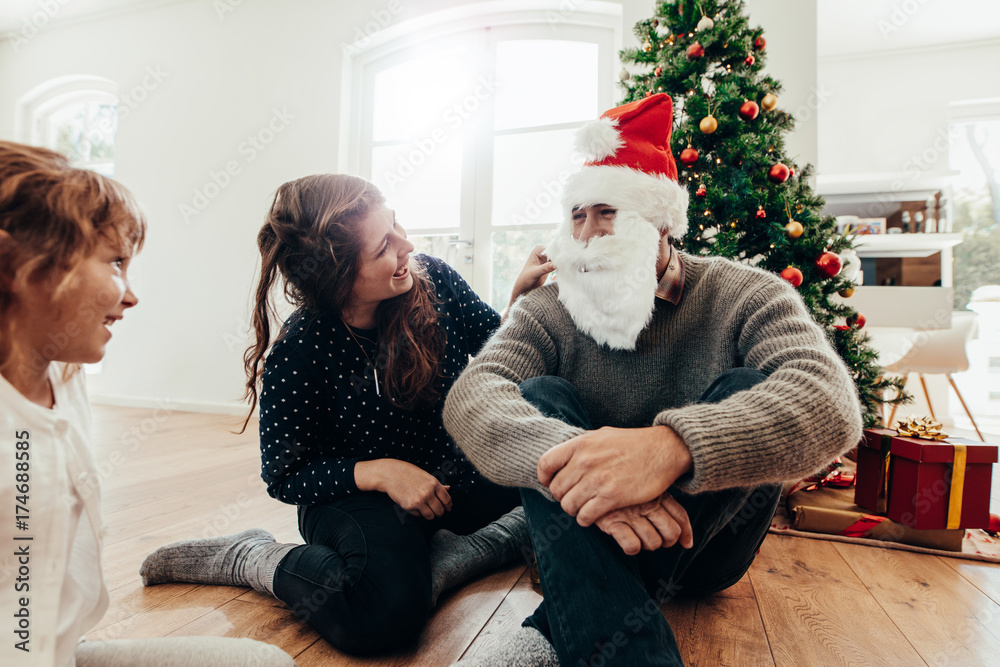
[508,245,555,308]
[355,459,453,520]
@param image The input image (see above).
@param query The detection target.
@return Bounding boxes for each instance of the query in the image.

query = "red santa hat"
[563,93,689,237]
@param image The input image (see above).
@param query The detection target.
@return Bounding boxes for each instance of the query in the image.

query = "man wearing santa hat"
[443,94,862,666]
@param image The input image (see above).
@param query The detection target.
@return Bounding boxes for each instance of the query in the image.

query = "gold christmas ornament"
[784,220,803,238]
[643,40,653,52]
[895,416,949,441]
[838,286,855,298]
[699,114,718,134]
[761,93,778,111]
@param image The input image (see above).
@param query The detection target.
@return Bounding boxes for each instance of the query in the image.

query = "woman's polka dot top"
[259,255,502,505]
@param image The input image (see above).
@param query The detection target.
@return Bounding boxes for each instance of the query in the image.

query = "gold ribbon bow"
[895,416,949,441]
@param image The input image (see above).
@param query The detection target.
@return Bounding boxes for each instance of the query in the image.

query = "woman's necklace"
[343,321,380,396]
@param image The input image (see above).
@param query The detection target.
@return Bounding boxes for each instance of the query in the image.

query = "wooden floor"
[86,405,1000,666]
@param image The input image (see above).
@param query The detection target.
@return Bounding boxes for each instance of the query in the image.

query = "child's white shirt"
[0,363,109,666]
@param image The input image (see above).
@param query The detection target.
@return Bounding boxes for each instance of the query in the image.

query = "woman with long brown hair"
[140,174,552,655]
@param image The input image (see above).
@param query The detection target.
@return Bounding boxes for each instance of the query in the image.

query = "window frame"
[341,1,622,302]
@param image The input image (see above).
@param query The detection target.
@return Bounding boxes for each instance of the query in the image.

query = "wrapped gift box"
[787,486,964,551]
[856,428,997,530]
[855,428,895,514]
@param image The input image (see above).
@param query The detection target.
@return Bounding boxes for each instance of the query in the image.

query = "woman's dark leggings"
[272,480,520,655]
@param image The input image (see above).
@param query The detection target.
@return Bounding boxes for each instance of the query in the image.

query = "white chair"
[883,311,984,441]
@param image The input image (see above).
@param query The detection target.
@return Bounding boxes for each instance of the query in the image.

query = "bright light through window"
[494,40,599,131]
[373,47,475,142]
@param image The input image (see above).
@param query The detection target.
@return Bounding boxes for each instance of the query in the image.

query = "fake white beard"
[545,210,661,350]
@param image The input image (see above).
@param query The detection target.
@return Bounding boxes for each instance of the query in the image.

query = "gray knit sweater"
[442,253,864,496]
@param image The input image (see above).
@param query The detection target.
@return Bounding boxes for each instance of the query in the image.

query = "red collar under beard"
[545,210,661,350]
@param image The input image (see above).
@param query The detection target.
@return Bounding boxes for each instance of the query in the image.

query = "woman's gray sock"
[429,506,530,606]
[139,528,295,596]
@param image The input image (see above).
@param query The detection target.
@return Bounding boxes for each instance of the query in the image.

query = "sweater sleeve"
[258,342,361,504]
[654,275,864,494]
[443,292,585,493]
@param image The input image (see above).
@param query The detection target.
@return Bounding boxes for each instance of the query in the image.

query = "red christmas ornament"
[738,100,760,120]
[768,163,790,184]
[654,66,662,76]
[754,36,766,50]
[686,42,705,59]
[696,186,707,197]
[815,251,842,278]
[679,146,699,167]
[780,266,803,288]
[744,54,755,66]
[847,312,867,329]
[755,206,767,219]
[834,324,850,332]
[988,513,1000,535]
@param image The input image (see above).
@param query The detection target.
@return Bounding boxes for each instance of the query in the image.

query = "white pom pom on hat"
[564,93,689,237]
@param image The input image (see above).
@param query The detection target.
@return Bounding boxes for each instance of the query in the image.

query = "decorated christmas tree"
[618,0,907,426]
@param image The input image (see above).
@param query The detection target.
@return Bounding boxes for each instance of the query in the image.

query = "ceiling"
[1,0,999,56]
[816,0,1000,58]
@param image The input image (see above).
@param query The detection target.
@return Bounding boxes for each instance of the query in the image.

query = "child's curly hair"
[0,140,147,370]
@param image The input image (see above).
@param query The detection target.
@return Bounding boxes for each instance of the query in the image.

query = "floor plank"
[459,569,543,662]
[293,565,523,666]
[943,551,1000,607]
[665,576,775,667]
[750,534,924,666]
[834,542,1000,665]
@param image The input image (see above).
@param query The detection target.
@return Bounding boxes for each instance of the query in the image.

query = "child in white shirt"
[0,140,295,667]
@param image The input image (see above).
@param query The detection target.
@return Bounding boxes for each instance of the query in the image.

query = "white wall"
[746,0,818,173]
[0,0,816,413]
[818,39,1000,179]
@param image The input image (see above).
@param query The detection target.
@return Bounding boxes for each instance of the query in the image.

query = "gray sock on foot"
[139,528,295,596]
[452,626,559,666]
[430,505,530,606]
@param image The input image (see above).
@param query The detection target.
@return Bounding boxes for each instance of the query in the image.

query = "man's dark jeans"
[518,368,782,666]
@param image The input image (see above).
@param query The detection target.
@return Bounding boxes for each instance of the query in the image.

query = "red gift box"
[856,428,997,530]
[855,429,895,514]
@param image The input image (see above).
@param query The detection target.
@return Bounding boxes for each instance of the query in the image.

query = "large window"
[344,5,620,309]
[948,99,1000,422]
